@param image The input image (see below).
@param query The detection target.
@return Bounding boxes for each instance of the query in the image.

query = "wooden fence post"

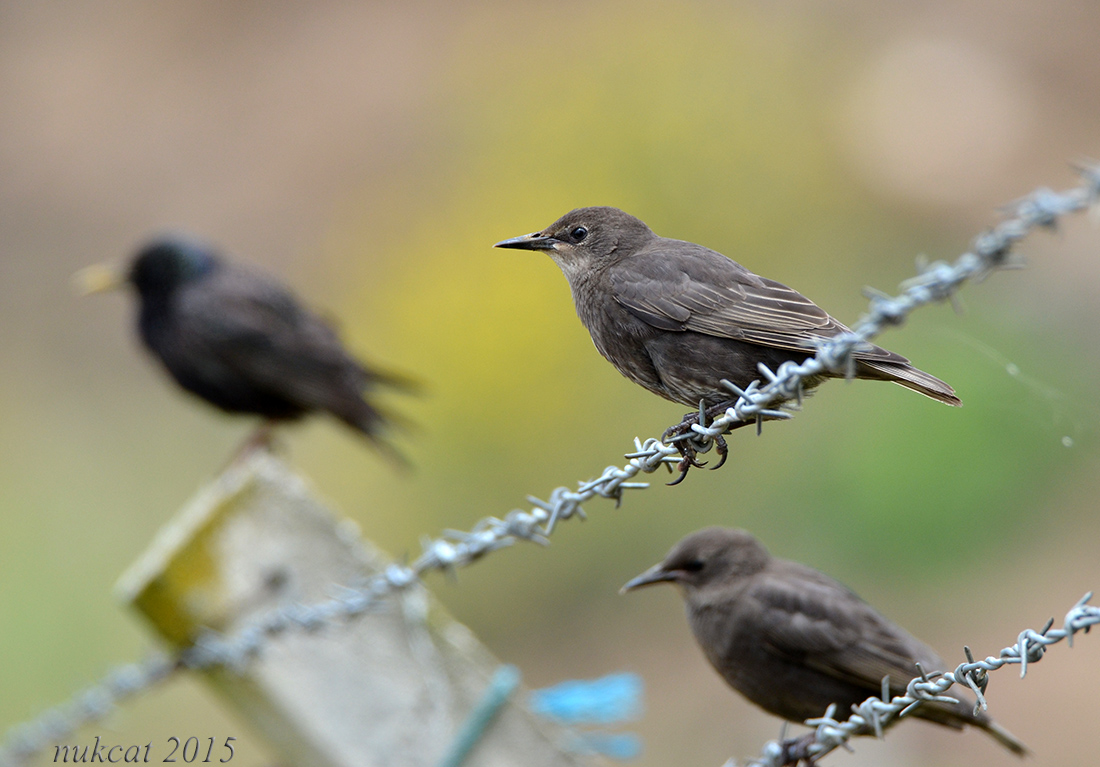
[115,452,590,767]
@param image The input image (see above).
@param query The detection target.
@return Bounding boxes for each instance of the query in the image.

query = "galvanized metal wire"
[2,168,1098,767]
[737,592,1100,767]
[0,655,178,767]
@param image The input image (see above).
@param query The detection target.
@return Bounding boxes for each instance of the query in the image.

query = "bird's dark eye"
[570,226,588,242]
[681,559,705,573]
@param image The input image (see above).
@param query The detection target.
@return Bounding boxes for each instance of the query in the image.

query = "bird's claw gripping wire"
[776,732,822,766]
[663,402,723,484]
[667,449,707,486]
[662,400,753,484]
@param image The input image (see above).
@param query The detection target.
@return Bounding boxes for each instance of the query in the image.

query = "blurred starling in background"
[496,207,960,408]
[79,236,415,459]
[621,527,1027,756]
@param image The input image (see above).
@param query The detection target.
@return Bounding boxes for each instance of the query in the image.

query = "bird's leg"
[663,401,711,485]
[662,409,701,443]
[223,420,280,469]
[660,401,726,484]
[777,732,819,766]
[662,401,756,483]
[663,400,760,441]
[243,419,278,454]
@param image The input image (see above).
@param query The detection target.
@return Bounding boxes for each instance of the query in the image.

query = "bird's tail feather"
[978,718,1030,757]
[339,400,414,469]
[916,700,1028,756]
[860,360,962,407]
[365,365,422,394]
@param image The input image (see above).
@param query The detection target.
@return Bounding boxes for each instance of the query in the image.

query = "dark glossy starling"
[495,207,960,409]
[622,527,1027,756]
[80,236,414,454]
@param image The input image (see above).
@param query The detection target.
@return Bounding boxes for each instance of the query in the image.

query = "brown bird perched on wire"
[621,527,1027,757]
[78,236,415,460]
[496,207,959,481]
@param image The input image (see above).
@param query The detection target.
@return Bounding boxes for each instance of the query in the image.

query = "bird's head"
[127,238,220,298]
[494,206,654,280]
[76,236,220,300]
[621,527,771,596]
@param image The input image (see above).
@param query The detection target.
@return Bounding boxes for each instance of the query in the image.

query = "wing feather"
[176,269,368,411]
[749,569,943,693]
[611,243,909,365]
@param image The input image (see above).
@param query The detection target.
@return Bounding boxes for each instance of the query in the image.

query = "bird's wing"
[610,245,908,364]
[176,269,369,409]
[750,568,942,693]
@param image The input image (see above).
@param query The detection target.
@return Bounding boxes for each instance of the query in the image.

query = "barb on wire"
[2,167,1098,767]
[738,592,1100,767]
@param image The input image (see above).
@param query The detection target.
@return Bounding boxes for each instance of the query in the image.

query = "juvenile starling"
[79,236,414,455]
[496,208,959,479]
[622,527,1027,756]
[496,207,958,408]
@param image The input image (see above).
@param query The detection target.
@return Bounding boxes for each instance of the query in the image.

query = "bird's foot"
[662,402,743,485]
[223,420,280,470]
[662,402,732,439]
[666,443,708,486]
[711,433,728,471]
[776,732,820,766]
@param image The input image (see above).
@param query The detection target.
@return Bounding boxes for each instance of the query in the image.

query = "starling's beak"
[493,232,558,251]
[73,263,126,295]
[620,564,679,594]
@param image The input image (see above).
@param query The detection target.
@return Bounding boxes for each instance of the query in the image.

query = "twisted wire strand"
[740,592,1100,767]
[0,655,178,766]
[2,168,1097,767]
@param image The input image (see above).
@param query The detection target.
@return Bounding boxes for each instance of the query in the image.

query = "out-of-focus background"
[2,2,1099,765]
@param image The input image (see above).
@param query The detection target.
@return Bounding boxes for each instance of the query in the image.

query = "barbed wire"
[2,167,1098,767]
[736,592,1100,767]
[0,655,178,767]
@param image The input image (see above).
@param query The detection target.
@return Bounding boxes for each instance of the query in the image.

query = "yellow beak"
[72,263,126,295]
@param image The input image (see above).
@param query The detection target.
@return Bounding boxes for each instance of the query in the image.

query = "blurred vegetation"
[313,3,1097,624]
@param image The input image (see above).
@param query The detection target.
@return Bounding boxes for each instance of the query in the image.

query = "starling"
[622,527,1027,756]
[79,236,414,456]
[496,208,959,479]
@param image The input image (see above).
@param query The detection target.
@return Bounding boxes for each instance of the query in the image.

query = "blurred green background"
[2,2,1099,765]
